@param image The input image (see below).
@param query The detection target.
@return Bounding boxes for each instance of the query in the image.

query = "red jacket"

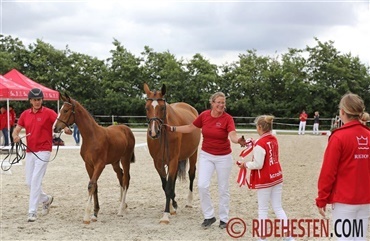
[316,120,370,208]
[0,112,8,130]
[246,132,283,189]
[299,113,308,122]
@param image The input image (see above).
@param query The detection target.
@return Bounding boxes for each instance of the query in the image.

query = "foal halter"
[57,101,76,131]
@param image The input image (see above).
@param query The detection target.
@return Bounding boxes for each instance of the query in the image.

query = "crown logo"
[357,136,368,146]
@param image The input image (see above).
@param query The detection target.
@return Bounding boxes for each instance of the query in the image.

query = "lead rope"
[0,132,63,172]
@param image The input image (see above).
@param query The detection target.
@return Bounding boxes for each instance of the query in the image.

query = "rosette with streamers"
[236,139,254,188]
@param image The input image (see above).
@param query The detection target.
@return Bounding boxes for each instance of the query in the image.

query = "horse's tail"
[130,152,135,163]
[177,159,187,181]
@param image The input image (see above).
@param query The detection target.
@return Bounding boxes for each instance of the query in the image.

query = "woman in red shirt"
[316,92,370,240]
[167,92,246,229]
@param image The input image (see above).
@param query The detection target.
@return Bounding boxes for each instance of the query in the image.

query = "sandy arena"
[0,130,367,240]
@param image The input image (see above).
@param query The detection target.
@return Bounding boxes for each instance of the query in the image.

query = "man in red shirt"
[12,88,71,222]
[298,110,308,135]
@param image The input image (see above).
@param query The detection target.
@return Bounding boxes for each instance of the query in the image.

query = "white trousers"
[298,121,306,134]
[257,183,288,236]
[25,151,51,214]
[197,150,232,223]
[332,203,369,241]
[313,123,319,135]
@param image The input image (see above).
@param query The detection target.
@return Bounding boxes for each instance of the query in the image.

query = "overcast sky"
[1,0,369,66]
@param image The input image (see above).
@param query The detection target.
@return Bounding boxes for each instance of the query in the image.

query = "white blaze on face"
[53,104,64,130]
[150,100,159,137]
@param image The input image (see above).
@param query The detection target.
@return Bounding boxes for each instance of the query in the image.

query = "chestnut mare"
[53,94,136,224]
[144,83,201,224]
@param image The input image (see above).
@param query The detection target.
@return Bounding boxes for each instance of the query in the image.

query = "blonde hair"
[361,112,370,124]
[339,92,365,120]
[254,115,274,132]
[209,92,226,105]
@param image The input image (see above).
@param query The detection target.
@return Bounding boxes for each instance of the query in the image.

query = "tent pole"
[6,99,10,146]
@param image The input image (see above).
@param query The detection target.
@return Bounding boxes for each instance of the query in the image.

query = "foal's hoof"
[170,210,177,215]
[83,220,90,224]
[91,215,97,222]
[159,219,170,224]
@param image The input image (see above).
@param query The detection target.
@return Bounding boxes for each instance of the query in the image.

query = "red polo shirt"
[17,106,57,152]
[193,109,236,155]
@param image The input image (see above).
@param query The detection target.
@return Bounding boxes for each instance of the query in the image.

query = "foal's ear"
[161,84,166,96]
[60,92,67,102]
[64,92,71,102]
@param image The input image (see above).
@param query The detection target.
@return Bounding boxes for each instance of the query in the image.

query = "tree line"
[1,34,370,124]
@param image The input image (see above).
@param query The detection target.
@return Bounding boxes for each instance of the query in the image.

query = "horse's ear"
[143,83,150,95]
[161,84,166,96]
[60,93,67,102]
[64,93,71,102]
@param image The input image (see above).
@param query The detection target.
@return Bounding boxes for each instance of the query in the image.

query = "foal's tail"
[130,152,135,163]
[177,159,187,181]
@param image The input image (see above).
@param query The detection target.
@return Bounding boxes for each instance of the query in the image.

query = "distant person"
[316,92,370,240]
[313,111,320,135]
[73,123,80,145]
[298,110,308,135]
[12,88,71,222]
[0,106,9,146]
[9,105,16,144]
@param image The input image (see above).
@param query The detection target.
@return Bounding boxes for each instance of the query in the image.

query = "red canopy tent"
[0,75,31,147]
[1,70,60,147]
[0,75,30,100]
[4,69,59,100]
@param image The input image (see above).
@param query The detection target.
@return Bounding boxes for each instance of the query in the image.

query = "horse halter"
[57,101,76,131]
[146,97,167,139]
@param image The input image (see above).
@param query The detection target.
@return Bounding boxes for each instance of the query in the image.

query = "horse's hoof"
[159,220,170,224]
[91,216,97,222]
[83,220,90,224]
[170,211,176,215]
[185,205,193,208]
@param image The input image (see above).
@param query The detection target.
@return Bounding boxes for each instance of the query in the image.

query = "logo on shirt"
[216,122,221,127]
[357,136,369,150]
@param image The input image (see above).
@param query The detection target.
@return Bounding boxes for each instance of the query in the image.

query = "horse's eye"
[64,109,68,113]
[145,107,149,111]
[160,106,165,111]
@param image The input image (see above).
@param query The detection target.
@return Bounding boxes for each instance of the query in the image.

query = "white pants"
[198,150,232,223]
[332,203,369,241]
[298,121,306,135]
[257,183,288,236]
[313,123,319,135]
[25,151,51,214]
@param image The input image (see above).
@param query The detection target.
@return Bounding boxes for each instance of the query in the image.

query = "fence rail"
[93,115,337,131]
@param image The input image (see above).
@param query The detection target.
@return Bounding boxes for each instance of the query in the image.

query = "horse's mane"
[72,99,98,123]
